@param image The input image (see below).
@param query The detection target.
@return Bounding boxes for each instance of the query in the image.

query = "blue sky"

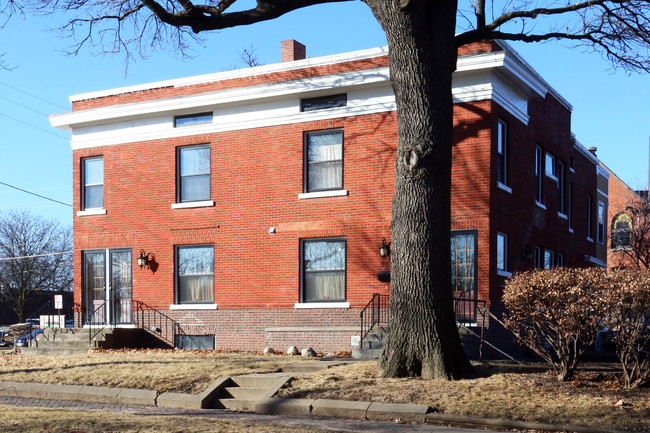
[0,2,648,228]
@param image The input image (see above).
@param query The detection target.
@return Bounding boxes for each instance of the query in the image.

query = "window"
[557,252,565,267]
[178,145,211,202]
[176,335,215,350]
[497,119,508,186]
[545,152,556,178]
[587,194,593,240]
[557,160,565,214]
[597,201,606,244]
[544,249,555,269]
[611,213,632,249]
[174,112,213,127]
[305,130,343,192]
[496,232,508,272]
[535,146,543,203]
[301,94,347,112]
[534,246,542,269]
[82,157,104,210]
[176,245,214,304]
[301,238,346,302]
[451,231,477,295]
[568,182,574,230]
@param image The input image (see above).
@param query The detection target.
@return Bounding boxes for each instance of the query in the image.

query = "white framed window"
[587,194,593,240]
[597,201,606,244]
[568,182,574,231]
[544,249,555,269]
[177,145,211,203]
[545,152,557,179]
[497,119,508,186]
[176,245,214,304]
[496,232,508,274]
[305,130,343,193]
[535,146,543,204]
[301,238,346,303]
[82,156,104,210]
[557,160,565,215]
[611,213,632,249]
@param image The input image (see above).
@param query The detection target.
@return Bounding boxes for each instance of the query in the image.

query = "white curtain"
[305,271,345,302]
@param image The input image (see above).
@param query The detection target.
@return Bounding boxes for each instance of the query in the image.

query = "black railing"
[87,300,108,346]
[73,302,83,328]
[359,293,390,344]
[133,300,185,347]
[453,292,486,325]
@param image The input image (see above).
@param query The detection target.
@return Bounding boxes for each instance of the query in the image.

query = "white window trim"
[172,200,215,209]
[77,209,107,216]
[558,212,568,220]
[298,190,348,200]
[497,182,512,194]
[587,236,594,243]
[545,173,558,182]
[535,201,547,210]
[569,228,574,233]
[569,167,576,174]
[169,304,218,310]
[294,302,350,309]
[497,270,512,277]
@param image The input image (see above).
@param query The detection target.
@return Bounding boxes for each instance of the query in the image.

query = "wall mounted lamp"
[522,246,533,260]
[379,237,391,259]
[138,250,155,268]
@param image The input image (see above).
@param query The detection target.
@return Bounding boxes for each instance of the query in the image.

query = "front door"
[83,249,132,325]
[451,231,478,323]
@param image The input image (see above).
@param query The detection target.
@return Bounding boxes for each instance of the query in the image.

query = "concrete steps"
[20,328,114,355]
[217,373,290,411]
[352,326,387,359]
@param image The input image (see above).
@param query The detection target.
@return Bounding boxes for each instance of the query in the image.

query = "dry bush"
[503,268,607,381]
[602,269,650,388]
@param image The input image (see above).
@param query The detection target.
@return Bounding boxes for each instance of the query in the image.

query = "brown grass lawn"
[0,405,344,433]
[277,361,650,432]
[0,349,307,393]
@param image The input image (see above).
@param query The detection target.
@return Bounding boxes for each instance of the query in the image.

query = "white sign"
[350,335,361,347]
[54,294,63,310]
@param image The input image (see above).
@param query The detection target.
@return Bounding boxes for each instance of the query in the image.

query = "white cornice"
[572,135,599,165]
[69,47,390,102]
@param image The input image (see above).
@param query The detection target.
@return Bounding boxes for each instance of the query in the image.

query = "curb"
[0,381,632,433]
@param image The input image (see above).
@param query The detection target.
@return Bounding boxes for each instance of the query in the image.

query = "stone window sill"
[171,200,215,209]
[77,209,107,217]
[294,302,350,309]
[169,304,218,310]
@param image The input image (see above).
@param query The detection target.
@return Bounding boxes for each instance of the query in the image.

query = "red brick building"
[50,40,605,353]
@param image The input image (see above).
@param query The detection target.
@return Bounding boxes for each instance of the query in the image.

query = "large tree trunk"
[367,0,472,379]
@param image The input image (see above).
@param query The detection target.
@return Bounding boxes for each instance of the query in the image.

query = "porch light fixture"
[138,249,154,268]
[379,237,391,259]
[522,246,533,260]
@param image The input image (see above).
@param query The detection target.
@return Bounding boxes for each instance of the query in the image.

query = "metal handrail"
[133,300,185,347]
[73,302,83,328]
[87,300,108,346]
[359,293,390,344]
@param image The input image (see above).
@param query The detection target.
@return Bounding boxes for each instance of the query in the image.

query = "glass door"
[110,250,132,325]
[83,251,107,325]
[451,231,478,323]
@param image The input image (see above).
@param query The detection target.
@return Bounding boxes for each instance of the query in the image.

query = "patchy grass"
[0,405,343,433]
[277,361,650,432]
[0,349,306,393]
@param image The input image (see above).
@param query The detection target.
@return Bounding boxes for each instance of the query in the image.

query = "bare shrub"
[602,269,650,388]
[503,268,607,381]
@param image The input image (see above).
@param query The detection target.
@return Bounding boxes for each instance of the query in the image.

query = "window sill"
[558,212,568,220]
[169,304,218,310]
[569,167,576,174]
[294,302,350,309]
[546,173,558,182]
[497,270,512,278]
[587,237,594,243]
[497,182,512,194]
[535,201,547,210]
[569,228,574,233]
[298,190,348,200]
[77,209,107,216]
[171,200,215,209]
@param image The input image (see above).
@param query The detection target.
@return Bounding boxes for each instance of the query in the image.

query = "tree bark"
[367,0,472,379]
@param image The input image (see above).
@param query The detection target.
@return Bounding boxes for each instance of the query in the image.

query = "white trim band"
[171,200,215,209]
[169,304,218,310]
[294,302,350,309]
[298,190,349,200]
[77,209,107,216]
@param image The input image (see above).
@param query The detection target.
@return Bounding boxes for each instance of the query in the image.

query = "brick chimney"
[281,40,306,62]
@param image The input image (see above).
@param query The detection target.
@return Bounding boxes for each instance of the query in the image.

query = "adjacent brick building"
[50,40,605,354]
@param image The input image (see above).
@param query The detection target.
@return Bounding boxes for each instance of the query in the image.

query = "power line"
[0,94,51,116]
[0,112,69,141]
[0,181,72,207]
[0,251,73,261]
[0,80,69,110]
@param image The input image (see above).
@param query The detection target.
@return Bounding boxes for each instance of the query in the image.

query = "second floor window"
[557,160,565,214]
[535,146,543,203]
[305,130,343,192]
[178,145,210,202]
[597,201,606,244]
[587,194,593,239]
[497,119,508,185]
[82,157,104,210]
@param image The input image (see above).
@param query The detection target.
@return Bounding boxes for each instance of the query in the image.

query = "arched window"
[611,213,632,249]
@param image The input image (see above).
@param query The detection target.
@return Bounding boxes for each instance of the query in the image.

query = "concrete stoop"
[20,328,114,355]
[217,373,291,411]
[352,326,387,359]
